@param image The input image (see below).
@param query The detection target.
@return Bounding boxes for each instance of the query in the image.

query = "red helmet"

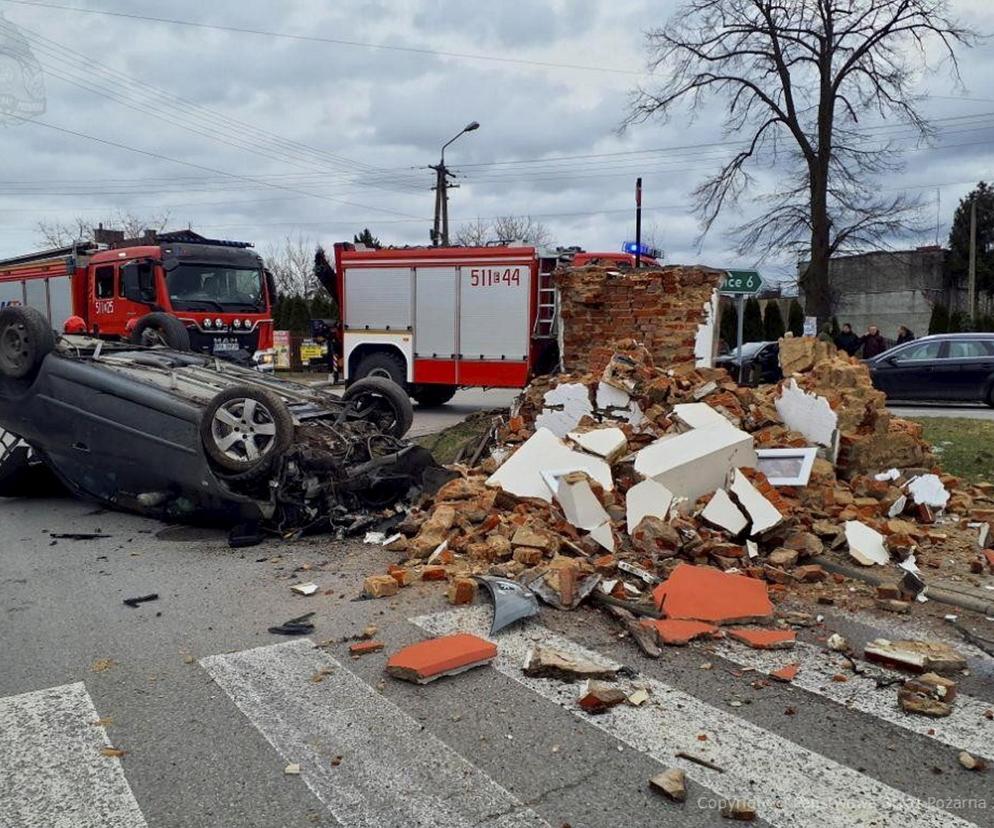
[125,317,139,333]
[63,315,87,334]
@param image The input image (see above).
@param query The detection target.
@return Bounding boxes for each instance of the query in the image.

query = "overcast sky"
[0,0,992,288]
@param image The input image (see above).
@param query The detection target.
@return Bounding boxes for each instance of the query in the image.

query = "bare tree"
[35,211,171,247]
[455,215,553,247]
[626,0,973,319]
[263,233,317,297]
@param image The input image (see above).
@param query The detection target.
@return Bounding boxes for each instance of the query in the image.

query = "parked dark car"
[866,333,994,405]
[715,341,782,386]
[0,306,443,530]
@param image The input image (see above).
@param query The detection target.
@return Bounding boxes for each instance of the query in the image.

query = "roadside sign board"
[720,270,763,294]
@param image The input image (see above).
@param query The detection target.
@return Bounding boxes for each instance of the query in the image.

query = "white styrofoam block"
[672,403,734,431]
[596,381,630,410]
[845,520,889,566]
[775,379,838,448]
[536,383,593,437]
[588,522,615,552]
[625,478,674,535]
[486,428,613,502]
[554,477,611,532]
[567,427,627,460]
[729,469,783,536]
[907,474,950,510]
[634,426,757,503]
[701,488,748,535]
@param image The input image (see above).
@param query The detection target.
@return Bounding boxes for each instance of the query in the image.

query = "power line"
[15,116,427,219]
[0,0,644,76]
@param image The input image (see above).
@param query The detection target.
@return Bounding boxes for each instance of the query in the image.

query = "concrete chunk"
[486,428,612,502]
[672,402,734,431]
[864,638,967,675]
[554,474,611,532]
[634,426,756,503]
[522,646,618,682]
[625,478,674,535]
[701,489,748,535]
[845,520,889,566]
[729,470,783,536]
[650,767,687,802]
[536,383,593,437]
[775,379,837,448]
[907,474,950,510]
[567,426,628,461]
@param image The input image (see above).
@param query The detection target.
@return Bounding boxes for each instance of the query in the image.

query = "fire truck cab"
[0,230,275,362]
[332,243,561,406]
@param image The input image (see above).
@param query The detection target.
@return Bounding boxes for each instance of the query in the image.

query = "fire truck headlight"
[233,319,242,328]
[203,318,212,328]
[215,317,224,328]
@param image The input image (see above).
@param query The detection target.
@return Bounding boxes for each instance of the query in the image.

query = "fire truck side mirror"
[264,269,278,306]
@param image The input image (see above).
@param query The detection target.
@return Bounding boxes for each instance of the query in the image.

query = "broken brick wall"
[555,265,725,374]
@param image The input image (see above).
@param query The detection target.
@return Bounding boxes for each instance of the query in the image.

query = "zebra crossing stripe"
[0,682,147,828]
[411,606,980,828]
[200,640,549,828]
[708,636,993,760]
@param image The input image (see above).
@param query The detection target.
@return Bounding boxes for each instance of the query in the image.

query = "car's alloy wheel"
[210,397,280,464]
[0,323,31,375]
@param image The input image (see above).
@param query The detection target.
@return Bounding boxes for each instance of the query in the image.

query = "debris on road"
[649,767,687,802]
[577,679,627,714]
[386,633,497,684]
[522,646,619,682]
[284,763,301,775]
[897,673,957,717]
[122,593,159,608]
[958,751,987,771]
[290,582,319,596]
[349,641,385,657]
[720,799,758,821]
[268,612,315,636]
[475,575,540,635]
[864,639,967,675]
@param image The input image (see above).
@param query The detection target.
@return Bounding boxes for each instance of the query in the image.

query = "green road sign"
[721,270,763,294]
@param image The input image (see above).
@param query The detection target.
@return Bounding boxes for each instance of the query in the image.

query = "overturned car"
[0,306,448,533]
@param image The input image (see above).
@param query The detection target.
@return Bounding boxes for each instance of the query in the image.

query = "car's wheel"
[200,385,294,476]
[353,351,406,386]
[130,313,191,351]
[411,384,457,408]
[343,376,414,438]
[0,306,55,380]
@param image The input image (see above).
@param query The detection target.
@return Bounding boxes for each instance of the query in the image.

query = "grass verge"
[912,417,994,485]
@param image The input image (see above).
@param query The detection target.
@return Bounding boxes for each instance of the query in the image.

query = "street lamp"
[432,121,480,246]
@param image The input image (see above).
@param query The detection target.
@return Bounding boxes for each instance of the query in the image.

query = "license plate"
[212,338,240,353]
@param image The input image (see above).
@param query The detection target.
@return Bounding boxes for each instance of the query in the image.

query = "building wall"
[799,248,946,339]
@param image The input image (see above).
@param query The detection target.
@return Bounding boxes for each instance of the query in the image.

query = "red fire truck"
[329,243,657,406]
[0,229,276,361]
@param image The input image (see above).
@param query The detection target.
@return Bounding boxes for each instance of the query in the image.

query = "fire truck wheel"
[0,306,55,380]
[411,384,457,408]
[200,385,294,475]
[130,313,192,351]
[342,377,414,439]
[354,351,406,386]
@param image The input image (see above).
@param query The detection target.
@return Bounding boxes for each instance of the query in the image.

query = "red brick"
[386,634,497,684]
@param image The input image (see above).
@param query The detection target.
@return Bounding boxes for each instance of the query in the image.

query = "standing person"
[835,323,860,356]
[896,325,915,345]
[859,325,887,358]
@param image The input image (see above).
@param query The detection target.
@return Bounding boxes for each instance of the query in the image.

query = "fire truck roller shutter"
[459,262,530,360]
[414,267,457,359]
[344,266,412,332]
[24,276,50,322]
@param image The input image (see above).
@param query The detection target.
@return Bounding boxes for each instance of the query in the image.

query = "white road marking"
[0,682,147,828]
[200,640,548,828]
[412,607,978,828]
[708,637,994,760]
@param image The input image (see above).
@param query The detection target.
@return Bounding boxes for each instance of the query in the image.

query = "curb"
[814,555,994,617]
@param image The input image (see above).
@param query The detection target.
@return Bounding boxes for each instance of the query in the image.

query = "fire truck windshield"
[166,263,265,313]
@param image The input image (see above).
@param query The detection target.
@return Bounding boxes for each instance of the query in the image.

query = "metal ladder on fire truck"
[532,265,558,340]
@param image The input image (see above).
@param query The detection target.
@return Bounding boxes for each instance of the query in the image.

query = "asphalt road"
[407,388,519,437]
[2,493,994,828]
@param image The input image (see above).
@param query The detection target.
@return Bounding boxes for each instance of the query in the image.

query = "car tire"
[353,351,406,387]
[411,384,457,408]
[200,385,294,476]
[343,376,414,438]
[0,306,55,380]
[130,313,192,351]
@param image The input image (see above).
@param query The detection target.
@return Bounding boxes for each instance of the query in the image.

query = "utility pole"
[969,197,977,323]
[429,121,479,246]
[634,177,643,268]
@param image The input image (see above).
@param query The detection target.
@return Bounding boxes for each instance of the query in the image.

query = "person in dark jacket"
[896,325,915,345]
[835,323,860,356]
[859,325,888,358]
